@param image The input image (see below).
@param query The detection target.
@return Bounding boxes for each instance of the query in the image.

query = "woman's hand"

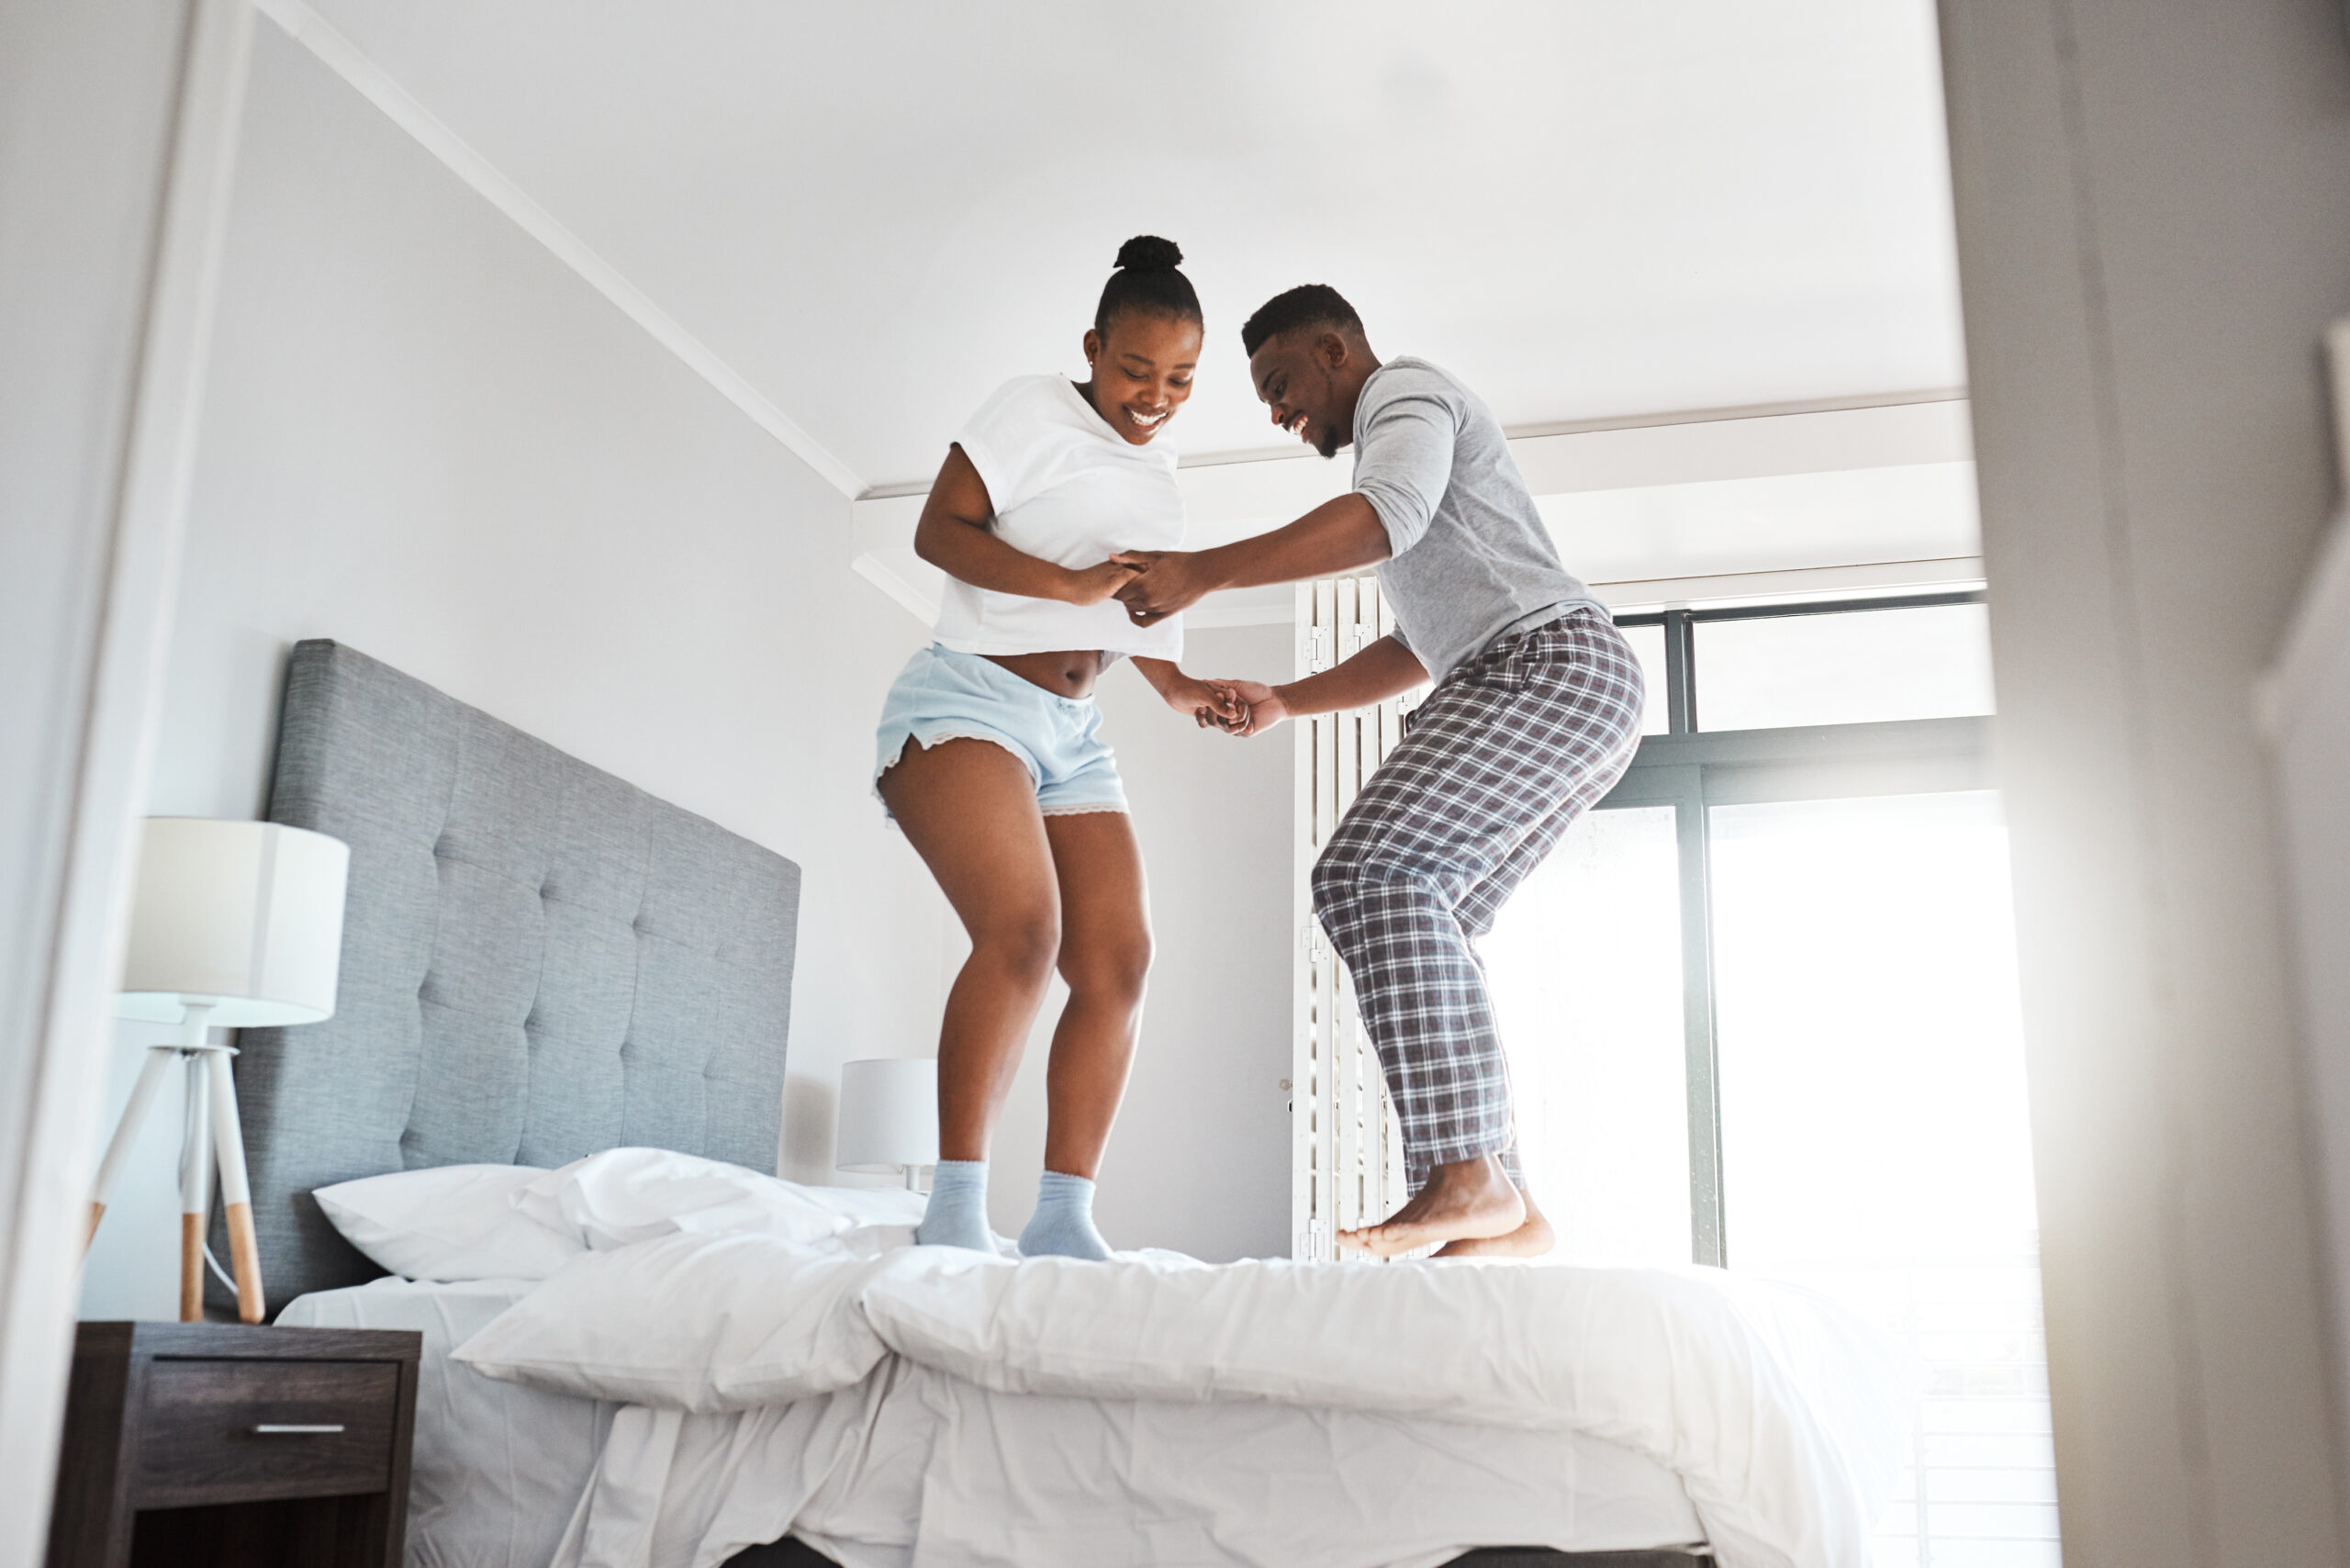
[1208,679,1288,737]
[1058,559,1142,606]
[1110,550,1222,623]
[1158,672,1248,731]
[1126,655,1246,730]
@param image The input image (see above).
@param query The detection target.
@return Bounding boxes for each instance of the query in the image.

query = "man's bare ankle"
[1427,1154,1515,1195]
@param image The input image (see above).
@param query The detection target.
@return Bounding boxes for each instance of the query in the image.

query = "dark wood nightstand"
[45,1321,420,1568]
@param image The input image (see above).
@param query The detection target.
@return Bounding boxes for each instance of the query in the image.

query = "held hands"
[1061,559,1143,607]
[1160,672,1250,733]
[1110,550,1215,624]
[1154,668,1287,739]
[1202,679,1287,738]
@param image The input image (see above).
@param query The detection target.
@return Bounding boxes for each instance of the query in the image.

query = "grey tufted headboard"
[211,640,800,1313]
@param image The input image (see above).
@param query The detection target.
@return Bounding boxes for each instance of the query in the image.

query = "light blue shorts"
[874,644,1127,820]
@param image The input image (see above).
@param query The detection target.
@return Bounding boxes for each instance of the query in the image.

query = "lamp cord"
[201,1238,239,1295]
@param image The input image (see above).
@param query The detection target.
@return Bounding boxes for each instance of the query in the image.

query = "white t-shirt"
[932,375,1186,660]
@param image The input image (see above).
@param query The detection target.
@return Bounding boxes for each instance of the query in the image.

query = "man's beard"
[1315,421,1344,460]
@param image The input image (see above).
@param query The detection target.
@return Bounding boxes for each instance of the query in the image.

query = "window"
[1619,622,1673,735]
[1483,805,1688,1266]
[1695,601,1996,731]
[1709,791,2053,1568]
[1509,591,2056,1568]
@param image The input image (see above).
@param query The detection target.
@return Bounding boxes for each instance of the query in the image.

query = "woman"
[876,236,1235,1259]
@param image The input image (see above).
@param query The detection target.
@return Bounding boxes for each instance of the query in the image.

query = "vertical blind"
[1290,577,1408,1261]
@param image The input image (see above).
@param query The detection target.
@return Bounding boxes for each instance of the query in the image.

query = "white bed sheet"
[285,1275,1707,1568]
[565,1362,1707,1568]
[283,1276,618,1568]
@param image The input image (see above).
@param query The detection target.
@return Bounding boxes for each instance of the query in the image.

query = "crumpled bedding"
[455,1221,1913,1568]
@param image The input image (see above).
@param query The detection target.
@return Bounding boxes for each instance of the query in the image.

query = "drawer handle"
[252,1424,345,1435]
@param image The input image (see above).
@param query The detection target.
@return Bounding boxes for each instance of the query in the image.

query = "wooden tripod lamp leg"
[205,1048,264,1323]
[177,1051,212,1323]
[84,1046,174,1254]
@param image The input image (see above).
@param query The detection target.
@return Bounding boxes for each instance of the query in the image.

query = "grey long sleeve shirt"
[1349,356,1602,682]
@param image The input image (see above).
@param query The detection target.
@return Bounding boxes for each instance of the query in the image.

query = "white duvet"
[456,1225,1913,1568]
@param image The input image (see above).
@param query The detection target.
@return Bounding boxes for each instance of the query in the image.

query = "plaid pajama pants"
[1311,605,1645,1194]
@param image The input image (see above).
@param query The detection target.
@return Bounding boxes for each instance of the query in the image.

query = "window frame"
[1599,589,1994,1265]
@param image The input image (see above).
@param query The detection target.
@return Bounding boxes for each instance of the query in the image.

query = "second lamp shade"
[834,1058,939,1174]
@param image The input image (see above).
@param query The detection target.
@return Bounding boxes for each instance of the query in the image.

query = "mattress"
[284,1276,1707,1568]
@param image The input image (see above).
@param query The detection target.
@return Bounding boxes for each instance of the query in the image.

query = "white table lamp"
[834,1058,939,1192]
[94,818,349,1322]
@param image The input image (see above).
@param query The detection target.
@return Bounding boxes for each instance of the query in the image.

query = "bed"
[218,638,1873,1568]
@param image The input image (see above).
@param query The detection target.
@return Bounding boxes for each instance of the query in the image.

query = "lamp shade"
[116,818,350,1027]
[834,1058,939,1174]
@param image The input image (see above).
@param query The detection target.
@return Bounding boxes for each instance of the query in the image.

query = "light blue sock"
[1018,1170,1112,1260]
[915,1159,994,1252]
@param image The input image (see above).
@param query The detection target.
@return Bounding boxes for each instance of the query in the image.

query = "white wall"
[79,25,945,1319]
[979,625,1297,1260]
[1937,1,2350,1562]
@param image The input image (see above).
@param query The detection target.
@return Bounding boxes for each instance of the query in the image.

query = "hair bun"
[1114,234,1183,272]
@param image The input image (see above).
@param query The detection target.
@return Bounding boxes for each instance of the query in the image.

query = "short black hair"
[1241,284,1363,357]
[1095,235,1203,337]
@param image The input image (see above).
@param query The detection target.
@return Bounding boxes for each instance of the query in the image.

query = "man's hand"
[1110,550,1222,624]
[1059,559,1141,606]
[1207,679,1288,738]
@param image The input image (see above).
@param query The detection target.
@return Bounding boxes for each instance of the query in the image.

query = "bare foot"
[1337,1156,1525,1259]
[1435,1187,1555,1260]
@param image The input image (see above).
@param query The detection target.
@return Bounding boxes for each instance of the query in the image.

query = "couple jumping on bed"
[875,236,1642,1262]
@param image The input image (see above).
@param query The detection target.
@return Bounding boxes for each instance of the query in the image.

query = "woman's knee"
[1063,925,1153,1008]
[972,904,1062,988]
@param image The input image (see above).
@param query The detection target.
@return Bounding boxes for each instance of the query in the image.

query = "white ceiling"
[297,0,1966,494]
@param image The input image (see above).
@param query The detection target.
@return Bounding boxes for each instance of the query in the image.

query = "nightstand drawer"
[133,1359,398,1507]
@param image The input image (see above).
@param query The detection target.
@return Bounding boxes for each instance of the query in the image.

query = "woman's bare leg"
[878,739,1060,1163]
[1037,810,1153,1180]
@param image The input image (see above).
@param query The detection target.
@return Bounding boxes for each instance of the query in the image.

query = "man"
[1113,286,1643,1258]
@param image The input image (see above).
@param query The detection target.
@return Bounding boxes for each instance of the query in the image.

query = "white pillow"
[313,1164,582,1282]
[452,1229,895,1411]
[515,1148,852,1249]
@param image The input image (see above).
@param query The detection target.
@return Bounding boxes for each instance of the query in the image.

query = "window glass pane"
[1619,622,1672,735]
[1709,791,2056,1568]
[1695,602,1994,731]
[1483,804,1688,1265]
